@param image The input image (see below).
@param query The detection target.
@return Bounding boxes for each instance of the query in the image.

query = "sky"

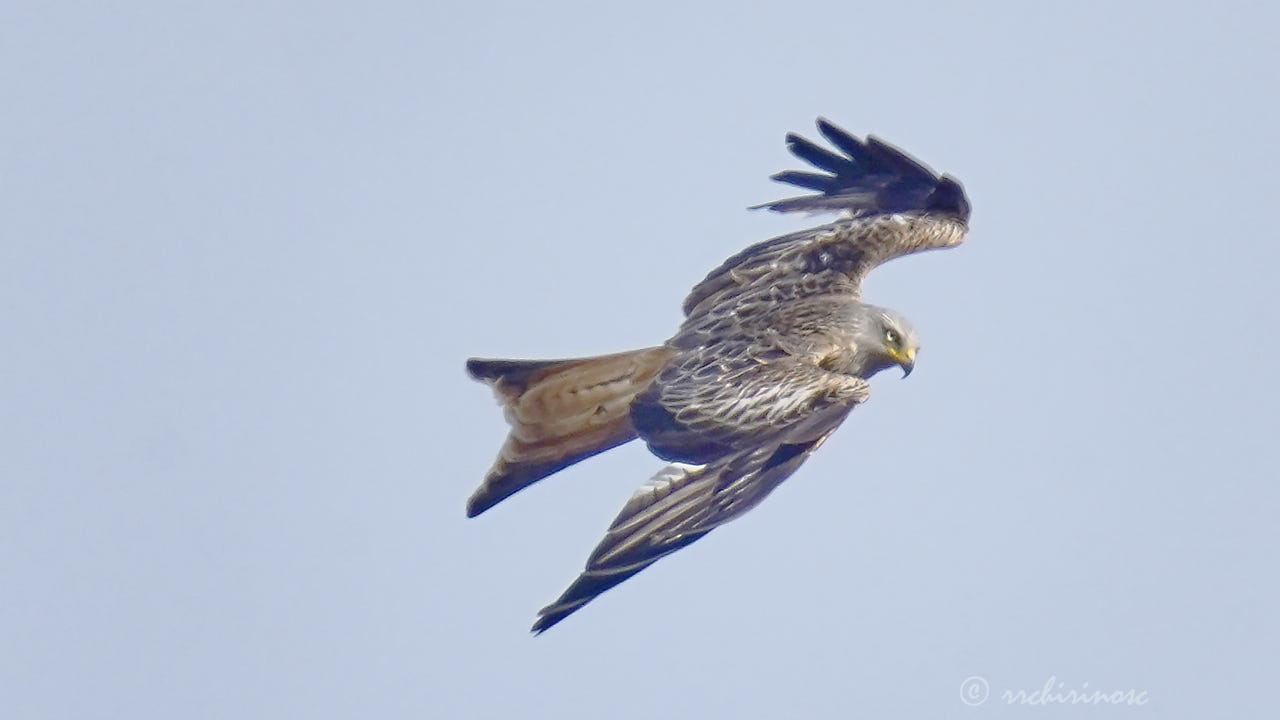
[2,1,1278,718]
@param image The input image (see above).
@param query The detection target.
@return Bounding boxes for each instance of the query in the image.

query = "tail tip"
[465,491,493,518]
[465,357,495,382]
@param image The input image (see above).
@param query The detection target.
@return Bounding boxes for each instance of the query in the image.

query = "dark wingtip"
[530,610,567,635]
[926,174,971,223]
[759,118,968,220]
[530,567,639,634]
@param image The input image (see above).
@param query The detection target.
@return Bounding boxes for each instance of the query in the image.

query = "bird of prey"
[465,118,970,633]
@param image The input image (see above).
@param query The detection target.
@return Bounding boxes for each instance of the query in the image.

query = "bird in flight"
[465,119,970,633]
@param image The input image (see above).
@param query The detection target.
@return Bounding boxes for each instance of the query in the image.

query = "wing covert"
[630,348,868,464]
[680,119,970,318]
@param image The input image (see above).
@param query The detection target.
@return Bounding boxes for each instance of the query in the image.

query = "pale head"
[850,304,919,379]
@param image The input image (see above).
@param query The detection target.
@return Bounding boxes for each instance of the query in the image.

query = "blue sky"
[3,1,1277,717]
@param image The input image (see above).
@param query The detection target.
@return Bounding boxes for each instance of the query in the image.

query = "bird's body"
[465,119,971,633]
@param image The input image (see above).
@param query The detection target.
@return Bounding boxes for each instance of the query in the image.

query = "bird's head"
[853,305,919,378]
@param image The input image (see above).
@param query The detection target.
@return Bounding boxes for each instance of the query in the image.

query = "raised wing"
[756,117,970,219]
[532,415,851,634]
[681,119,970,317]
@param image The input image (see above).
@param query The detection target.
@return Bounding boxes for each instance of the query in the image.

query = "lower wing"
[531,423,845,634]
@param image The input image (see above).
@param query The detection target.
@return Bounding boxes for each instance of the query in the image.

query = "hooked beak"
[895,347,916,377]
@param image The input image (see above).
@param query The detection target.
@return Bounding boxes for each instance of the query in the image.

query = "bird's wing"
[532,405,853,634]
[755,117,970,218]
[681,119,969,317]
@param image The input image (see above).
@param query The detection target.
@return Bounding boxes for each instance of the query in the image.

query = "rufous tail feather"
[464,346,673,517]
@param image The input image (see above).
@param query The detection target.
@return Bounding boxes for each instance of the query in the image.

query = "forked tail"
[464,346,673,517]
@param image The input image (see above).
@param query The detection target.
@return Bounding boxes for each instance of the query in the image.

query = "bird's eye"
[885,329,899,345]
